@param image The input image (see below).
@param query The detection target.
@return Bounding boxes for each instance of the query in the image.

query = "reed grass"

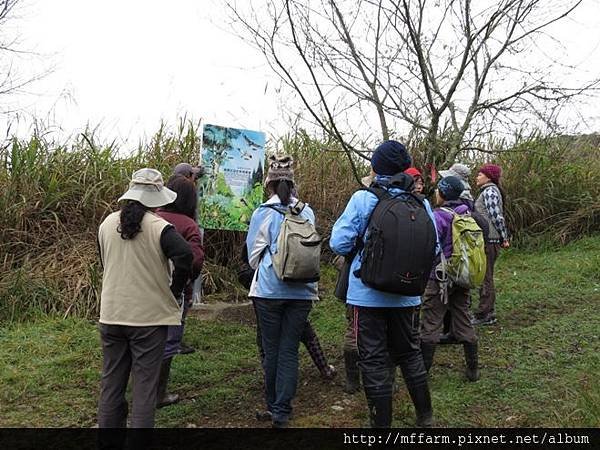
[1,122,598,321]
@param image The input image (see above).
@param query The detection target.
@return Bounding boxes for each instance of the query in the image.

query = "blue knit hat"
[371,140,411,176]
[437,175,464,201]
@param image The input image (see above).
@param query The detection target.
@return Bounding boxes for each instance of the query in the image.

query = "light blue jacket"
[330,176,438,308]
[246,194,318,301]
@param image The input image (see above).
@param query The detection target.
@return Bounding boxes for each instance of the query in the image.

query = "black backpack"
[357,182,437,296]
[237,244,255,290]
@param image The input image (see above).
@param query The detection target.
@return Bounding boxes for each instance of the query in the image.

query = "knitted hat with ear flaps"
[264,154,294,187]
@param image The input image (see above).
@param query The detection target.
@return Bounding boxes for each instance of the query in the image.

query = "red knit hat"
[404,167,423,179]
[479,163,502,184]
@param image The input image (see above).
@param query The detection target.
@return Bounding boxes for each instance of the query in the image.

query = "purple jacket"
[434,200,471,260]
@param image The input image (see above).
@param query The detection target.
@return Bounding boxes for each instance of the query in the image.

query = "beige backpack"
[266,202,321,283]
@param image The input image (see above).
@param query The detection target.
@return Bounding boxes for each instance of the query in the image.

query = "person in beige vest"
[97,168,192,435]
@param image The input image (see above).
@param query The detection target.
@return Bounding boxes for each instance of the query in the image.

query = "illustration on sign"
[199,124,265,231]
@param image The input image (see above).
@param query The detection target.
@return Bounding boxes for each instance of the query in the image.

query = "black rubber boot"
[343,349,361,394]
[406,380,433,427]
[157,357,180,409]
[463,342,480,382]
[366,395,393,428]
[399,355,433,427]
[420,342,436,373]
[362,369,394,428]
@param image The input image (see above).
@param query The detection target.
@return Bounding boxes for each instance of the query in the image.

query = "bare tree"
[1,0,49,117]
[225,0,599,177]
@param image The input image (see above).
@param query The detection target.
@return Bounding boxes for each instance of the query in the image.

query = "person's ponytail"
[276,180,293,205]
[118,201,148,239]
[267,179,294,205]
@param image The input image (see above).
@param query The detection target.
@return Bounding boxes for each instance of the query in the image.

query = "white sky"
[3,0,284,143]
[2,0,600,145]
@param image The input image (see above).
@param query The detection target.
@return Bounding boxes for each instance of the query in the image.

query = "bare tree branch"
[224,0,599,169]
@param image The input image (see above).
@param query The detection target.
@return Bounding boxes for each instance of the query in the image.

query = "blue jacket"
[330,176,438,308]
[246,194,318,301]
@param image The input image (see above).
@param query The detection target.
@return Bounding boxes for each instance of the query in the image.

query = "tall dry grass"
[0,120,202,320]
[1,123,598,321]
[497,134,600,245]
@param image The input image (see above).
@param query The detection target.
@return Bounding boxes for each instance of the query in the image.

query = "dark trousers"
[420,280,477,344]
[355,306,426,398]
[164,323,184,359]
[164,293,190,359]
[97,324,167,428]
[475,243,500,318]
[253,298,312,423]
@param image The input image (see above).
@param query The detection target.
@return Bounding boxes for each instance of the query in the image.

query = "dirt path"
[186,363,368,428]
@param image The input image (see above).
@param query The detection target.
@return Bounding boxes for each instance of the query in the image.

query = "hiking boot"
[343,349,361,394]
[272,419,289,428]
[156,357,180,409]
[178,342,196,355]
[255,410,273,421]
[471,314,497,326]
[463,342,480,382]
[157,393,180,409]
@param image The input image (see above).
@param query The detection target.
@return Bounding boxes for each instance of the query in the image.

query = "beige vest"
[98,211,182,326]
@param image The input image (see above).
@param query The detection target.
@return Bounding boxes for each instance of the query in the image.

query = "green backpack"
[266,202,322,283]
[441,208,486,289]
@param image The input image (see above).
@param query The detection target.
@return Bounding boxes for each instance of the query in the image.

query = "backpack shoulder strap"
[400,191,428,207]
[262,201,306,216]
[348,187,387,255]
[358,186,390,202]
[289,201,306,216]
[441,206,472,217]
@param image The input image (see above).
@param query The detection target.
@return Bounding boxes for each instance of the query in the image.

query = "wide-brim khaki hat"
[118,168,177,208]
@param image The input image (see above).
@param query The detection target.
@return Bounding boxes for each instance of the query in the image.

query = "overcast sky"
[2,0,600,145]
[3,0,284,143]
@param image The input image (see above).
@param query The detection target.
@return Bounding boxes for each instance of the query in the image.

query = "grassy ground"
[1,236,599,428]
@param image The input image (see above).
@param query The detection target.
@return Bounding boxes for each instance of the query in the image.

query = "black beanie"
[371,140,412,176]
